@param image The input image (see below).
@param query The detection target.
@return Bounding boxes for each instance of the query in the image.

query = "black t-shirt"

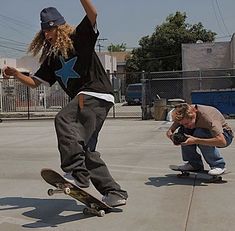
[34,16,113,99]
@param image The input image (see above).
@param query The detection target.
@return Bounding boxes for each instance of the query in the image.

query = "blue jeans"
[181,128,233,169]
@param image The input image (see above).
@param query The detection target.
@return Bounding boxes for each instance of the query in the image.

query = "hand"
[2,66,18,78]
[181,134,196,145]
[166,130,173,140]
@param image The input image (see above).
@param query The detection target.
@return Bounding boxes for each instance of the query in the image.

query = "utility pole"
[96,38,108,52]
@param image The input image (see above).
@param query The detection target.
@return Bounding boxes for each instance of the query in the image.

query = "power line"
[211,0,231,36]
[0,13,36,30]
[215,0,230,35]
[0,36,28,45]
[0,13,36,57]
[211,0,225,36]
[0,44,26,52]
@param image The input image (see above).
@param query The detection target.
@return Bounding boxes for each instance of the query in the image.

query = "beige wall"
[182,41,231,71]
[181,35,235,102]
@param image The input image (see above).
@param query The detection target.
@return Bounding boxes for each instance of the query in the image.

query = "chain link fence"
[0,68,234,119]
[141,68,235,120]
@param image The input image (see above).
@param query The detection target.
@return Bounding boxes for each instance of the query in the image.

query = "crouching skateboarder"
[166,103,234,175]
[3,0,128,207]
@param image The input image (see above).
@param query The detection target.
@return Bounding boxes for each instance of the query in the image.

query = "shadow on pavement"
[0,197,92,228]
[144,174,220,187]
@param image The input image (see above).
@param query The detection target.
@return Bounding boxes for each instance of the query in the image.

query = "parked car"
[125,83,142,105]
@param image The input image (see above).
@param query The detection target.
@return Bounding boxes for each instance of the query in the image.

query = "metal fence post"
[27,86,30,120]
[111,72,116,118]
[141,70,147,120]
[0,78,2,113]
[43,85,47,110]
[199,69,202,90]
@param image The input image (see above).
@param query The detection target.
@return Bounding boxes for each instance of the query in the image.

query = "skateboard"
[41,168,112,217]
[169,165,229,183]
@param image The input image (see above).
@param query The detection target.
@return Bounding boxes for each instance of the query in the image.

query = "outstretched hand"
[2,66,19,79]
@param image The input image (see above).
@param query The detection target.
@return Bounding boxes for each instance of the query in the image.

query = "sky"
[1,0,235,58]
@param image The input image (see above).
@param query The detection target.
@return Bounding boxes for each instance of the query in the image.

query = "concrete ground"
[0,118,234,231]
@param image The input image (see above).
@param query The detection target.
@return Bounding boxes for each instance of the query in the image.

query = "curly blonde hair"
[28,23,75,63]
[172,103,196,122]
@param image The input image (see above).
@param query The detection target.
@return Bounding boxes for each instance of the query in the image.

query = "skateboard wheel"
[214,176,222,182]
[83,208,90,215]
[177,172,189,178]
[182,172,190,176]
[98,210,105,217]
[64,187,71,194]
[208,175,223,183]
[48,189,54,196]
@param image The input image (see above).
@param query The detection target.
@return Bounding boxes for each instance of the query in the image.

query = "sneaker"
[102,192,127,207]
[63,172,89,188]
[208,167,226,176]
[178,163,198,171]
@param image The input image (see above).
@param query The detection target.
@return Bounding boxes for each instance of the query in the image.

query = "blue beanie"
[40,7,66,30]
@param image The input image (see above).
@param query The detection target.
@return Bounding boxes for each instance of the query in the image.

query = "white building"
[97,53,117,73]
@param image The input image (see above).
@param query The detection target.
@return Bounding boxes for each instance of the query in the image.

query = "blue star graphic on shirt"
[55,56,80,88]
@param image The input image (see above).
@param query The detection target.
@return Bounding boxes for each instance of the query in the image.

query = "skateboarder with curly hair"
[3,0,128,207]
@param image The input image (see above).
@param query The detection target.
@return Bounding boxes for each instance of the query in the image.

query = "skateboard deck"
[169,165,229,183]
[41,168,112,217]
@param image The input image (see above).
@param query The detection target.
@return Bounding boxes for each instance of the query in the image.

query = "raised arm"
[3,66,41,89]
[80,0,97,26]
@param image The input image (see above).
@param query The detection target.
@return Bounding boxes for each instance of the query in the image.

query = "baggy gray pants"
[54,94,127,197]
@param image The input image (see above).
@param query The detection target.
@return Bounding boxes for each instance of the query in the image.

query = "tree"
[126,12,216,72]
[107,43,127,52]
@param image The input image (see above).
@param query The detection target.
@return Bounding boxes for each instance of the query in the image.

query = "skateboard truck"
[83,204,106,217]
[46,181,108,217]
[47,183,71,196]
